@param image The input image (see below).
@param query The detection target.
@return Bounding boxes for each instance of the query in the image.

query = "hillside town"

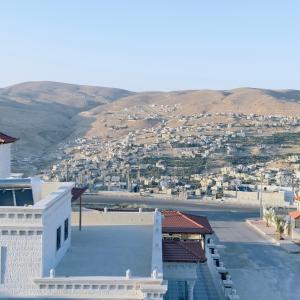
[34,111,300,207]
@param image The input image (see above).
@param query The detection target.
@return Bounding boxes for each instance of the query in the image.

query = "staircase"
[164,264,220,300]
[194,263,220,300]
[164,280,186,300]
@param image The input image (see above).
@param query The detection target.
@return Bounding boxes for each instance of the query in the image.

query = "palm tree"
[264,211,273,227]
[274,216,285,240]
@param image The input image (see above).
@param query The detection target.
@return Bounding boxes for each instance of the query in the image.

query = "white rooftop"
[56,225,153,277]
[56,211,156,278]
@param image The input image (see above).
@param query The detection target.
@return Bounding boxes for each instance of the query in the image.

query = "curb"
[246,219,280,245]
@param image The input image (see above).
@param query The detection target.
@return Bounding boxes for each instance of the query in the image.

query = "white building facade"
[0,182,167,299]
[0,132,239,300]
[0,133,167,299]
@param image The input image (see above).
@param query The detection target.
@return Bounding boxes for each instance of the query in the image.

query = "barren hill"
[0,81,134,108]
[1,81,300,162]
[85,88,300,137]
[0,81,134,159]
[87,88,300,116]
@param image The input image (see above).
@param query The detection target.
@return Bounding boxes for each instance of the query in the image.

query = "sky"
[0,0,299,91]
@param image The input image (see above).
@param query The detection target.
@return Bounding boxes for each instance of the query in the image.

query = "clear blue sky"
[0,0,299,91]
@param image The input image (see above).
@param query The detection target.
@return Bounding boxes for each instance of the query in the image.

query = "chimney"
[0,133,18,178]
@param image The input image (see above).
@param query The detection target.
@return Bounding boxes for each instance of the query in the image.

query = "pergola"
[71,187,87,230]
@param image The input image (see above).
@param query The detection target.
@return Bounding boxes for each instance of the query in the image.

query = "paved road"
[81,194,259,218]
[79,194,300,300]
[212,220,300,300]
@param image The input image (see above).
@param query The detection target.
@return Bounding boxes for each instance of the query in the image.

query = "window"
[56,226,61,251]
[64,218,69,241]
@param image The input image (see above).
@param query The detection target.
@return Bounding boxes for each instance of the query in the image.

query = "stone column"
[187,280,195,300]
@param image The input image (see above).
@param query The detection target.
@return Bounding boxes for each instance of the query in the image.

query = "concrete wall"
[163,262,197,280]
[291,228,300,241]
[225,190,286,206]
[41,182,69,200]
[151,212,163,278]
[71,211,155,226]
[42,188,72,276]
[0,144,11,178]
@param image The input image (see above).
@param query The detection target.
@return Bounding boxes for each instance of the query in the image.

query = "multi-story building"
[0,132,239,300]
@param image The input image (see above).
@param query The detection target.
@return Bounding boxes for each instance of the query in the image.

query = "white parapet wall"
[205,236,240,300]
[33,276,167,299]
[71,210,155,226]
[39,183,73,276]
[151,210,163,279]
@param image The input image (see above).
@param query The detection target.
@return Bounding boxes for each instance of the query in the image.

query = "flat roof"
[56,225,153,277]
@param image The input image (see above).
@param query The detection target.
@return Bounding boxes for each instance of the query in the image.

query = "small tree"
[264,210,273,227]
[274,216,285,240]
[285,221,291,236]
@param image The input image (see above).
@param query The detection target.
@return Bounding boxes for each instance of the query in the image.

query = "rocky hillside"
[1,81,300,160]
[0,81,134,157]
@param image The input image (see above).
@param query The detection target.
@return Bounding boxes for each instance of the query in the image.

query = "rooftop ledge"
[0,180,74,212]
[33,276,166,284]
[33,276,168,298]
[34,181,74,209]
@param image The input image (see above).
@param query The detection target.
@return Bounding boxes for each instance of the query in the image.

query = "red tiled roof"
[71,187,87,201]
[162,211,213,234]
[289,211,300,219]
[0,133,18,144]
[162,240,206,263]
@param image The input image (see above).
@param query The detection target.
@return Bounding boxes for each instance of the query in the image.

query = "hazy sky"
[0,0,299,91]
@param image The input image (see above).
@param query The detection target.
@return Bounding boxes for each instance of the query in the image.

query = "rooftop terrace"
[56,211,158,278]
[56,225,153,277]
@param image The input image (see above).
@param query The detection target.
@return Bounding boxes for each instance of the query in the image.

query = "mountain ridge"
[1,81,300,165]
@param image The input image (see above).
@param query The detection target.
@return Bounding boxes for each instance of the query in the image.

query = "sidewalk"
[246,219,300,253]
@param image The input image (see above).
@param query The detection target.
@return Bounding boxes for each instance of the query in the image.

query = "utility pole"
[127,167,131,192]
[66,163,69,182]
[291,175,295,205]
[79,195,82,231]
[137,161,141,193]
